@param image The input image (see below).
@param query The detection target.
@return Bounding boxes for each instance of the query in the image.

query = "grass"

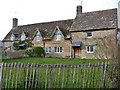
[2,57,111,64]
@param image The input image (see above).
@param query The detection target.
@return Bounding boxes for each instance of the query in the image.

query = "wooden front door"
[74,48,80,58]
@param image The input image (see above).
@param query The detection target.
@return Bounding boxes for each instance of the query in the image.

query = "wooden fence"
[0,62,119,89]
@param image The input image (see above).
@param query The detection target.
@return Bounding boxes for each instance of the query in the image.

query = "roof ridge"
[18,19,73,27]
[82,8,117,14]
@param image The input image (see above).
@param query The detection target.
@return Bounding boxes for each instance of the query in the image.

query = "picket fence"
[0,62,118,89]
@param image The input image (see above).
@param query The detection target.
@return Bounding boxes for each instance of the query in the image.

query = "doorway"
[74,47,80,58]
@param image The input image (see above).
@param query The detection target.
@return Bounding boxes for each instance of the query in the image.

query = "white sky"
[0,0,119,40]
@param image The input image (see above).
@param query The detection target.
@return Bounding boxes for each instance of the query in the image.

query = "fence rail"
[0,62,119,89]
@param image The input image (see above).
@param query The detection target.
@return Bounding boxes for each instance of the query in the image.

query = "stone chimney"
[13,18,18,28]
[76,5,82,15]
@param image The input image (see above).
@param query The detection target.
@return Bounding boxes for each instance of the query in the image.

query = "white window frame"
[36,34,41,41]
[86,45,94,53]
[45,47,51,53]
[55,30,62,41]
[87,31,92,38]
[55,47,62,53]
[36,35,41,41]
[10,34,15,41]
[21,32,26,41]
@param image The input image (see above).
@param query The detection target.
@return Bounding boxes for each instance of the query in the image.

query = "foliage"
[25,46,44,57]
[13,40,33,50]
[13,41,20,50]
[25,47,33,57]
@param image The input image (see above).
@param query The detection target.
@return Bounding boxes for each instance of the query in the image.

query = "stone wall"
[3,42,14,48]
[71,29,116,59]
[45,34,71,58]
[32,38,44,47]
[5,50,25,59]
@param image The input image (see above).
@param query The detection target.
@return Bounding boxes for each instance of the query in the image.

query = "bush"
[25,46,44,57]
[25,47,33,57]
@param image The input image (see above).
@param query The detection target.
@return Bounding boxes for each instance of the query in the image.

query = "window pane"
[49,47,51,52]
[45,47,51,53]
[87,46,89,51]
[36,35,40,41]
[90,46,93,52]
[55,30,61,41]
[56,34,61,40]
[60,47,62,52]
[87,32,92,37]
[10,36,15,41]
[21,35,26,41]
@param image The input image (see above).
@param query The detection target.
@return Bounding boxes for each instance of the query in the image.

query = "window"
[21,32,26,41]
[36,33,41,41]
[55,47,62,53]
[36,31,42,41]
[45,47,51,53]
[87,31,92,37]
[86,45,94,53]
[10,34,15,41]
[55,30,61,41]
[36,35,41,41]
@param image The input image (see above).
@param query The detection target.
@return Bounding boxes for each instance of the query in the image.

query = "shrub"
[25,47,33,57]
[13,41,20,50]
[25,46,44,57]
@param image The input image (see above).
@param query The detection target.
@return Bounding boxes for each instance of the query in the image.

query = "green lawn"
[2,57,111,64]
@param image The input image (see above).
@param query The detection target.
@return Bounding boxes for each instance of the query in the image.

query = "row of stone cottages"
[2,5,120,59]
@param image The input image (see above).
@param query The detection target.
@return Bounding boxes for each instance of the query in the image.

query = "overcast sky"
[0,0,119,40]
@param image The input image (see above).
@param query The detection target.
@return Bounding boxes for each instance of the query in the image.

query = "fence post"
[49,65,53,88]
[100,62,107,88]
[0,63,3,90]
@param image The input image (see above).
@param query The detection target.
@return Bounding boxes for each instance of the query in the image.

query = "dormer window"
[87,31,92,37]
[36,31,42,41]
[55,29,62,41]
[21,32,26,41]
[10,33,15,41]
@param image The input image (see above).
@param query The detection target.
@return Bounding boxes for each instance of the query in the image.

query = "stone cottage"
[2,5,119,59]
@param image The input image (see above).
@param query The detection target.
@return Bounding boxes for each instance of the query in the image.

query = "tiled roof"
[70,8,117,31]
[3,19,73,41]
[3,8,118,42]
